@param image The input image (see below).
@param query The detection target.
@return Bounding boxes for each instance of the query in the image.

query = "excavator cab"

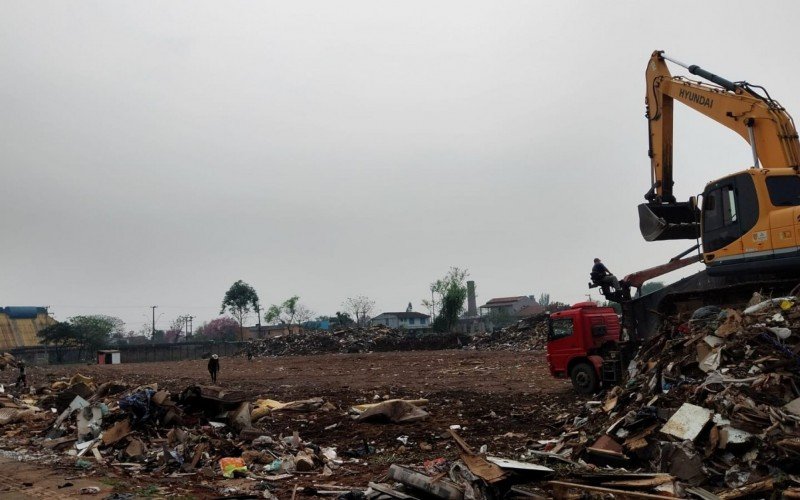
[701,169,800,275]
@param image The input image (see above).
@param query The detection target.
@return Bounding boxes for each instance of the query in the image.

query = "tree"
[195,317,239,341]
[422,267,469,321]
[69,315,124,357]
[165,316,185,343]
[221,280,260,341]
[434,279,468,333]
[333,311,355,328]
[342,296,375,327]
[295,304,315,325]
[538,293,551,308]
[641,281,666,295]
[264,296,314,327]
[422,267,469,332]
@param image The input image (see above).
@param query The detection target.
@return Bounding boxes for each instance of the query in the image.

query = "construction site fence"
[8,341,248,366]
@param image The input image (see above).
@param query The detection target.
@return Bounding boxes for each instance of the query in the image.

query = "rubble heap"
[523,295,800,497]
[247,326,468,356]
[466,313,549,351]
[0,374,373,498]
[248,317,550,358]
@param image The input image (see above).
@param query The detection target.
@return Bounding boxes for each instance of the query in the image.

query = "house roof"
[481,296,527,308]
[517,303,546,317]
[376,312,430,319]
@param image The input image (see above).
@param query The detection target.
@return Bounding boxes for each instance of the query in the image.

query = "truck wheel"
[570,362,599,394]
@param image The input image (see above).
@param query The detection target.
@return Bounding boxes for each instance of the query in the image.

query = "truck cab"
[546,302,622,394]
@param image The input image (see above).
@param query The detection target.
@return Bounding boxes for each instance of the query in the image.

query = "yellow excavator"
[640,50,800,271]
[607,51,800,337]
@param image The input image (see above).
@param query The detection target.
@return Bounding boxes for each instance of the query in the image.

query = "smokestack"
[467,281,477,317]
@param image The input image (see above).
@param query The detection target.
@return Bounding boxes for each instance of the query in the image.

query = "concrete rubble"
[246,315,550,358]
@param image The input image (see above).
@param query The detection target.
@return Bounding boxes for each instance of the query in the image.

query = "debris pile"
[247,326,467,356]
[248,318,550,358]
[467,313,550,351]
[520,295,800,497]
[0,374,383,498]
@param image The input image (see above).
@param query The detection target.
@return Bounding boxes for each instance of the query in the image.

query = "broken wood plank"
[602,474,674,488]
[448,429,508,484]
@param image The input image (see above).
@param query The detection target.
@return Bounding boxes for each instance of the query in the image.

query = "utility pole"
[431,288,436,322]
[188,315,194,340]
[151,306,158,339]
[255,303,262,338]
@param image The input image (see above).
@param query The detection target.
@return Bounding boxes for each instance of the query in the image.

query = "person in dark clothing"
[591,258,621,290]
[15,360,27,388]
[208,354,220,383]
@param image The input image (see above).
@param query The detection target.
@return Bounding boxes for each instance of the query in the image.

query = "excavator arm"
[640,50,800,241]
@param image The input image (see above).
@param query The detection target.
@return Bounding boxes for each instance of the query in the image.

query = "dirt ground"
[1,350,583,498]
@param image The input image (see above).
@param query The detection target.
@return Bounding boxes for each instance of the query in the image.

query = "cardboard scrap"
[660,403,712,441]
[101,419,131,446]
[252,397,324,421]
[355,400,429,424]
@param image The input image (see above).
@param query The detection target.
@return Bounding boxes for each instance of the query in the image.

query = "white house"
[371,311,431,331]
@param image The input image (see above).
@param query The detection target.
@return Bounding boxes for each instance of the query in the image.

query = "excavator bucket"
[638,202,700,241]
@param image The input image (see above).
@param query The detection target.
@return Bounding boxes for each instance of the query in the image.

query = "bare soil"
[1,350,582,498]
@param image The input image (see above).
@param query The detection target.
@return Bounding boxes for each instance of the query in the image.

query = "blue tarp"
[1,307,44,319]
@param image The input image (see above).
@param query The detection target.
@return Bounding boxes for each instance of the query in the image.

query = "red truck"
[546,302,626,394]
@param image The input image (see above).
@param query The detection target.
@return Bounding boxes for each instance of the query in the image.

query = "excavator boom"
[641,51,800,242]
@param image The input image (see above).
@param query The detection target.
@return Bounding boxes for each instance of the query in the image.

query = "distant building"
[479,296,539,317]
[517,303,546,317]
[0,307,56,350]
[371,311,431,331]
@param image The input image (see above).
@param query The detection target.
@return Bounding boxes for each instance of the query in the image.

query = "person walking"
[208,354,220,383]
[15,360,27,389]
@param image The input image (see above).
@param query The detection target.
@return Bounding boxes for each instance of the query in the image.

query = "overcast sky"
[3,1,800,332]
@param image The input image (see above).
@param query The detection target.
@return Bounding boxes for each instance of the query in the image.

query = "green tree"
[221,280,261,340]
[422,267,469,321]
[334,311,355,327]
[38,322,79,362]
[265,296,314,327]
[38,322,78,346]
[69,315,124,358]
[425,267,469,332]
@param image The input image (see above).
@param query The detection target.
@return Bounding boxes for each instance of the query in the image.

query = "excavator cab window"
[702,173,758,253]
[766,176,800,206]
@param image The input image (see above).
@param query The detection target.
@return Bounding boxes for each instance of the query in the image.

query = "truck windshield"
[766,176,800,206]
[548,318,574,340]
